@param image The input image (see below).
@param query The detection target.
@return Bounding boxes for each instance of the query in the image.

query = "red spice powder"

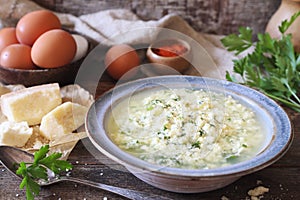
[152,43,188,57]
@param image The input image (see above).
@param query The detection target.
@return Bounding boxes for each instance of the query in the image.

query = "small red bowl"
[146,38,192,74]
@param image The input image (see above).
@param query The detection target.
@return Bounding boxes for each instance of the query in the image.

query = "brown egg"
[0,27,19,53]
[104,44,140,80]
[31,29,76,68]
[0,44,34,70]
[16,10,61,46]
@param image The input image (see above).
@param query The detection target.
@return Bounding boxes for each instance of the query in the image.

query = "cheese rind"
[0,85,11,96]
[39,102,88,140]
[0,121,33,147]
[0,83,62,125]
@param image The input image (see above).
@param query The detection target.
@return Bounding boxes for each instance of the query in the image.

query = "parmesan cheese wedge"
[39,102,88,140]
[0,121,33,147]
[0,83,62,126]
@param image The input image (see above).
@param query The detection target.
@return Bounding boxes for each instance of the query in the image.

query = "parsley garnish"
[221,11,300,112]
[16,145,73,200]
[226,155,238,162]
[198,129,205,136]
[192,141,201,149]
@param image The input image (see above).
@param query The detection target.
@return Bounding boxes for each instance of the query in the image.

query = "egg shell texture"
[31,29,77,68]
[16,10,61,46]
[0,44,34,70]
[71,34,89,63]
[104,44,140,80]
[0,27,19,53]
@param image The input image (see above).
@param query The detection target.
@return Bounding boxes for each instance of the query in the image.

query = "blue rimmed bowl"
[85,75,293,193]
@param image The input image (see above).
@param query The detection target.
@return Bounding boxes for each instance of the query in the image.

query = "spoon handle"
[60,176,171,200]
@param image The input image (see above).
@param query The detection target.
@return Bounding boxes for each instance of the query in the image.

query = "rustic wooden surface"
[2,1,300,199]
[0,78,299,200]
[32,0,281,35]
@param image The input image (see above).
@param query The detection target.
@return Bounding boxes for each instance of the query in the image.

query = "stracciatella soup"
[107,88,265,169]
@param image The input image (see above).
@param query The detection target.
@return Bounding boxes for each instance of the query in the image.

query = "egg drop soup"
[106,88,266,169]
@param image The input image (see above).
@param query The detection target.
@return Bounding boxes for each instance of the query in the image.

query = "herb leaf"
[191,141,201,149]
[221,11,300,112]
[279,11,300,34]
[33,145,48,165]
[220,27,253,55]
[40,152,73,174]
[16,145,73,200]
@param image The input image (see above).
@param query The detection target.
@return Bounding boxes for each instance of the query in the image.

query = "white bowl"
[85,75,293,193]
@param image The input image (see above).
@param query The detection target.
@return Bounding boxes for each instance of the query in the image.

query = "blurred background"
[32,0,281,35]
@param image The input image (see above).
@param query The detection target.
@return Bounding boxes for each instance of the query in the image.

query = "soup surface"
[107,88,264,169]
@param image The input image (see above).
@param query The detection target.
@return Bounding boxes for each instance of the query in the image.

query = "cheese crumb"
[256,180,263,185]
[221,196,230,200]
[248,186,269,199]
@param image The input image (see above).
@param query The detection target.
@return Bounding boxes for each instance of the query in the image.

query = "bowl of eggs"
[86,75,293,193]
[0,10,92,86]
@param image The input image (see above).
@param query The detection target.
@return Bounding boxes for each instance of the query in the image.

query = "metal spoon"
[0,146,171,200]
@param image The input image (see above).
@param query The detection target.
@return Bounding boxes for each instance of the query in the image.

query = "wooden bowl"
[0,59,83,87]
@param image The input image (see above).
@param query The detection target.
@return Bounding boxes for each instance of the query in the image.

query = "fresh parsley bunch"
[16,145,73,200]
[221,11,300,112]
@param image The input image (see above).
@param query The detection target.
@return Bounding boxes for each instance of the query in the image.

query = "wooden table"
[0,79,299,200]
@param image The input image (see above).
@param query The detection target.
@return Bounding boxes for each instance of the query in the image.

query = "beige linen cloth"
[0,0,239,79]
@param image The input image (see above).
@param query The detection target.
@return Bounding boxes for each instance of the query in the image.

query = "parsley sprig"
[221,11,300,112]
[16,145,73,200]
